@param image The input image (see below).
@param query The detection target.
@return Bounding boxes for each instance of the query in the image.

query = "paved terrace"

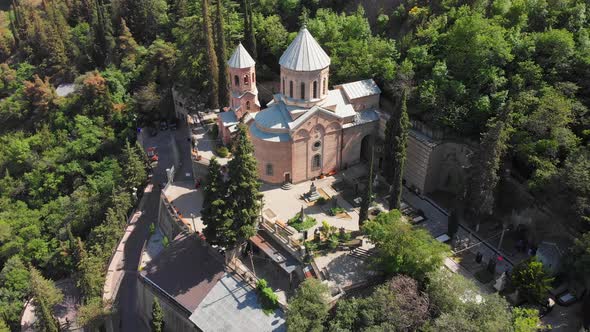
[163,181,204,233]
[261,174,362,240]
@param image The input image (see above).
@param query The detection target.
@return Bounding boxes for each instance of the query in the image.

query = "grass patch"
[288,213,317,231]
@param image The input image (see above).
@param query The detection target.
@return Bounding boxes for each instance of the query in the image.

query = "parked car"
[169,119,178,130]
[435,233,451,243]
[146,147,158,162]
[160,120,168,130]
[555,288,586,306]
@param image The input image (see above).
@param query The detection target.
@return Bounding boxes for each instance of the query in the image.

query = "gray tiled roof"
[339,79,381,100]
[279,27,330,71]
[228,43,256,68]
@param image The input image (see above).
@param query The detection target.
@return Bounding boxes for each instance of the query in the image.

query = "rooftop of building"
[141,233,286,331]
[141,233,225,312]
[279,26,331,72]
[338,79,382,100]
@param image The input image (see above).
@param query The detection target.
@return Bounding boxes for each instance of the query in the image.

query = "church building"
[218,26,382,185]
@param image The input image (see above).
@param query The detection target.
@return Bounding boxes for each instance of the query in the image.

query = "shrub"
[328,234,339,249]
[288,213,317,231]
[162,236,169,247]
[329,207,345,216]
[149,223,155,234]
[216,146,229,158]
[256,278,279,313]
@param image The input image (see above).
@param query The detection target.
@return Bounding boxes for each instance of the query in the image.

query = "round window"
[313,141,321,150]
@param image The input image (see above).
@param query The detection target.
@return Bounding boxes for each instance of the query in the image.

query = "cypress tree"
[91,0,115,67]
[203,0,220,109]
[122,140,147,190]
[151,298,164,332]
[467,113,511,219]
[216,0,230,108]
[359,143,374,225]
[226,123,261,245]
[202,158,233,246]
[388,92,410,210]
[242,0,256,59]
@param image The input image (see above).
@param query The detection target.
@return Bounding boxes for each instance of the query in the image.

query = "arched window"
[234,75,240,87]
[282,79,285,94]
[246,101,250,110]
[289,81,293,98]
[300,82,305,99]
[266,164,273,176]
[313,81,318,99]
[312,154,321,170]
[323,78,327,94]
[244,75,249,85]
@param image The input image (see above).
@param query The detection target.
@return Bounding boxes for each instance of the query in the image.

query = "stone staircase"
[281,182,293,190]
[348,248,372,260]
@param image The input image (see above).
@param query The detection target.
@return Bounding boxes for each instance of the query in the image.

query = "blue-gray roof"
[189,274,286,332]
[250,123,291,142]
[219,111,238,125]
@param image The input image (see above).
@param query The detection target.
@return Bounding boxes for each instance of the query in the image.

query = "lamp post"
[190,213,197,233]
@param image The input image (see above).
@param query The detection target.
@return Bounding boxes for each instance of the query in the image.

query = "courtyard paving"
[163,180,205,232]
[261,175,360,240]
[190,116,229,166]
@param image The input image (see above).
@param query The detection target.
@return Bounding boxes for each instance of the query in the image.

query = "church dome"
[228,42,256,68]
[279,27,330,72]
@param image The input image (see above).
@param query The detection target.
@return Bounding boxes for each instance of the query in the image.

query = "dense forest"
[0,0,588,330]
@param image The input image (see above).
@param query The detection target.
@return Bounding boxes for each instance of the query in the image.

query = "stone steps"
[281,182,293,190]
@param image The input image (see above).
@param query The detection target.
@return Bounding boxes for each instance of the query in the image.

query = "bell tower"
[227,42,260,119]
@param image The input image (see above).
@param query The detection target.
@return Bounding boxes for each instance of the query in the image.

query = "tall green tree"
[242,0,257,59]
[151,298,164,332]
[30,266,62,332]
[467,113,511,219]
[363,210,449,280]
[215,0,230,108]
[226,123,261,245]
[287,278,329,332]
[121,140,147,190]
[203,0,220,109]
[511,257,554,303]
[358,142,374,225]
[387,92,410,210]
[202,158,232,246]
[91,0,115,67]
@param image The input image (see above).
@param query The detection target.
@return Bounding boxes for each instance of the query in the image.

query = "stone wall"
[251,134,293,184]
[158,193,190,241]
[136,276,199,332]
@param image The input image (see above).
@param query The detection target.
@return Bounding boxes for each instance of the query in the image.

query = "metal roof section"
[338,79,382,100]
[189,274,286,332]
[279,27,331,71]
[250,122,291,142]
[228,42,256,69]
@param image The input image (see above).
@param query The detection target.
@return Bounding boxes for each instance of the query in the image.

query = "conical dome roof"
[228,42,256,68]
[279,27,330,71]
